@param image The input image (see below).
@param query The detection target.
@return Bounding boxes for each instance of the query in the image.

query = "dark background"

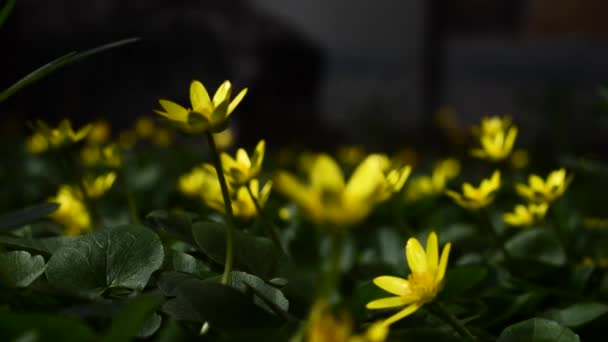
[2,0,608,155]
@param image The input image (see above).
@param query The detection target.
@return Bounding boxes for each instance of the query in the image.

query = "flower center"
[408,271,438,302]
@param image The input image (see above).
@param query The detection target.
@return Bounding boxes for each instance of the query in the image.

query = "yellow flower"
[83,172,117,199]
[26,132,49,154]
[80,143,123,168]
[86,120,111,145]
[180,165,271,221]
[152,127,173,147]
[471,115,511,137]
[134,117,156,139]
[405,159,460,202]
[155,80,247,133]
[367,232,451,327]
[503,203,548,227]
[515,168,572,203]
[470,115,517,162]
[306,300,387,342]
[47,185,91,236]
[178,166,207,197]
[275,154,411,227]
[446,170,501,210]
[213,126,236,150]
[30,119,91,150]
[118,130,137,149]
[509,149,529,169]
[230,179,273,221]
[220,140,265,186]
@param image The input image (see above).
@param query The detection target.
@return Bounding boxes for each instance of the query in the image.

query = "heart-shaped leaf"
[46,225,164,296]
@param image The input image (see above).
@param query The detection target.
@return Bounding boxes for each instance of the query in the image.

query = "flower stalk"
[429,302,477,341]
[246,182,286,255]
[205,131,236,285]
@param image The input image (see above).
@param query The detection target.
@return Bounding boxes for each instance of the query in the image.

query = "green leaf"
[542,302,608,328]
[166,251,212,279]
[229,271,289,314]
[440,265,488,300]
[0,251,46,288]
[162,275,282,332]
[390,328,463,341]
[192,221,286,279]
[0,38,139,103]
[146,210,197,246]
[45,225,164,296]
[101,296,161,342]
[0,235,75,255]
[0,0,16,29]
[0,311,97,342]
[497,318,580,342]
[137,313,162,339]
[505,229,566,266]
[351,280,393,323]
[0,203,59,231]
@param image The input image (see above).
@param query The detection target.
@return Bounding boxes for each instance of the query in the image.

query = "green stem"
[549,205,570,259]
[246,182,286,255]
[430,302,477,341]
[205,132,236,285]
[480,209,511,261]
[319,232,345,298]
[120,167,140,224]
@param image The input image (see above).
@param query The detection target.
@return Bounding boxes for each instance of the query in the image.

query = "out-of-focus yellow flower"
[278,207,293,221]
[134,117,156,139]
[80,143,123,168]
[470,115,517,162]
[179,165,271,221]
[367,232,451,327]
[503,203,548,227]
[26,132,49,154]
[515,168,572,203]
[118,130,137,149]
[83,172,117,199]
[230,179,273,221]
[275,154,411,227]
[155,80,247,134]
[152,127,173,146]
[405,159,460,202]
[510,149,529,169]
[337,145,366,167]
[47,185,91,236]
[30,119,91,150]
[86,120,111,145]
[392,147,419,169]
[306,300,387,342]
[583,217,608,229]
[472,116,511,137]
[446,170,501,210]
[221,140,265,186]
[582,256,608,268]
[213,126,236,151]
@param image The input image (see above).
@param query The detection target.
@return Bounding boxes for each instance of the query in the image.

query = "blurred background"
[2,0,608,155]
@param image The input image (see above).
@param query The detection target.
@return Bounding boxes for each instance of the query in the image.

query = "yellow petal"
[190,80,213,115]
[227,88,248,116]
[406,237,428,274]
[366,296,406,309]
[345,155,384,200]
[212,81,232,108]
[381,302,423,327]
[311,154,345,193]
[529,175,545,192]
[373,276,410,296]
[275,172,316,210]
[505,126,518,151]
[250,140,265,174]
[236,148,251,168]
[157,99,189,122]
[426,232,439,271]
[435,242,451,286]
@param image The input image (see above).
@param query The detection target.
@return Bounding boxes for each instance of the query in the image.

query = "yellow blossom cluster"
[274,154,411,227]
[405,158,460,202]
[178,140,271,221]
[446,170,501,210]
[470,115,518,162]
